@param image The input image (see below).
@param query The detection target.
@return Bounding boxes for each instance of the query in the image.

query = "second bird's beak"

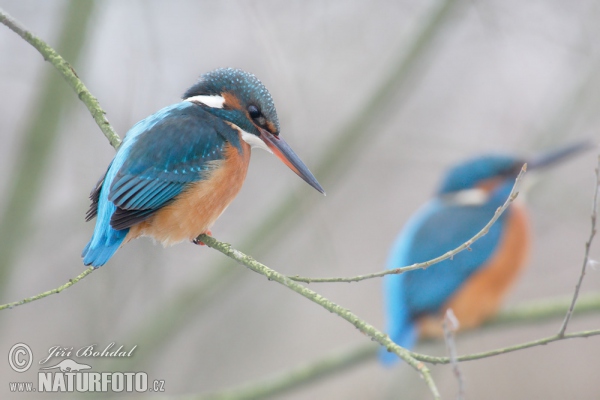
[258,128,325,194]
[527,141,594,171]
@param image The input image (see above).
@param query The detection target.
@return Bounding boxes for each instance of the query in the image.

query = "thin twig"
[486,292,600,328]
[443,309,465,400]
[290,164,526,284]
[558,154,600,336]
[198,234,441,400]
[0,267,95,310]
[413,329,600,364]
[0,8,121,149]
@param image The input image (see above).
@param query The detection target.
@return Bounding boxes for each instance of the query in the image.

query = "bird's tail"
[82,196,128,267]
[379,273,418,365]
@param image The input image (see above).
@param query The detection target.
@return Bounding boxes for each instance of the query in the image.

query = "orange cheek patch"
[265,120,278,135]
[223,92,242,110]
[476,177,504,192]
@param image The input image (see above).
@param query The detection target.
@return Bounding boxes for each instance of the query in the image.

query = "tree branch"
[3,6,598,400]
[484,292,600,328]
[116,0,469,372]
[413,329,600,364]
[179,293,600,400]
[197,234,441,400]
[443,310,465,400]
[289,165,526,284]
[0,267,94,311]
[557,154,599,336]
[0,7,121,149]
[0,1,98,302]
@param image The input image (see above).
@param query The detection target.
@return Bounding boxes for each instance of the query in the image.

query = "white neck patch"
[226,122,272,153]
[442,188,489,206]
[186,95,225,109]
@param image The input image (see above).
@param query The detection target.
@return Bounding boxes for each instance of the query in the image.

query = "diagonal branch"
[116,0,469,372]
[0,7,121,149]
[187,293,600,400]
[557,154,600,336]
[197,234,441,400]
[290,165,526,283]
[0,267,94,311]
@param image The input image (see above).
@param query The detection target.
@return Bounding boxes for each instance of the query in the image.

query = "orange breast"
[125,139,251,246]
[419,202,531,337]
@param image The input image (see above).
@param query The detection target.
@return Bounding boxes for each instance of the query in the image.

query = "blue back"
[381,155,520,364]
[395,196,508,317]
[82,102,239,267]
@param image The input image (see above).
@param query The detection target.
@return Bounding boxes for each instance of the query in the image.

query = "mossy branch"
[0,1,98,301]
[188,293,600,400]
[0,8,121,149]
[196,234,441,400]
[3,5,599,400]
[118,0,468,369]
[0,267,94,311]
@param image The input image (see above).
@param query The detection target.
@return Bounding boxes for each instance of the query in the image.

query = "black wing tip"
[110,207,156,231]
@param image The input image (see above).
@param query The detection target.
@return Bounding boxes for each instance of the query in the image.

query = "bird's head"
[437,142,592,205]
[183,68,324,194]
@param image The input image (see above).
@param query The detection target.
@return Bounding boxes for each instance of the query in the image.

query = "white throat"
[241,131,272,153]
[225,122,272,153]
[441,188,489,206]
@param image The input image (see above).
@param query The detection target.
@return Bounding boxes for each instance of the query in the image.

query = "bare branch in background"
[414,329,600,364]
[289,165,525,284]
[558,155,600,336]
[443,309,465,400]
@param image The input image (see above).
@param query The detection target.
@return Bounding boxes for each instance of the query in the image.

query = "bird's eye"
[248,105,261,119]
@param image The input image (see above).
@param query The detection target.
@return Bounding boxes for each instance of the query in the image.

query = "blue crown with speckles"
[183,68,280,133]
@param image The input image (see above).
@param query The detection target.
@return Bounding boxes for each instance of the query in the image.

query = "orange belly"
[125,140,251,246]
[419,202,531,337]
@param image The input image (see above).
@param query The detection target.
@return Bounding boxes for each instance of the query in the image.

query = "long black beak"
[259,128,325,195]
[528,141,594,171]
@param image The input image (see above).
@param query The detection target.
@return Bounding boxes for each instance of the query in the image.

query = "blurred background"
[0,0,599,398]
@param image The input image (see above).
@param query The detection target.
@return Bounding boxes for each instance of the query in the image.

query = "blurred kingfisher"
[82,68,324,267]
[380,142,590,364]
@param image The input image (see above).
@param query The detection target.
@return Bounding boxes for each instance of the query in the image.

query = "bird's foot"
[192,230,212,246]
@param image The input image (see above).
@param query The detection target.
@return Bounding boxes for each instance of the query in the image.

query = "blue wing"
[83,101,239,266]
[397,199,507,317]
[109,102,242,229]
[381,197,509,363]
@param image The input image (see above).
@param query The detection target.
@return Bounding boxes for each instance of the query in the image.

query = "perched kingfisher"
[380,142,590,364]
[82,68,324,267]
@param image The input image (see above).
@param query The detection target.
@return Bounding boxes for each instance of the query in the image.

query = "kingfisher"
[380,142,591,364]
[82,68,324,267]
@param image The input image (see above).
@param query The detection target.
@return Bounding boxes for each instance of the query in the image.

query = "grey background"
[0,0,599,399]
